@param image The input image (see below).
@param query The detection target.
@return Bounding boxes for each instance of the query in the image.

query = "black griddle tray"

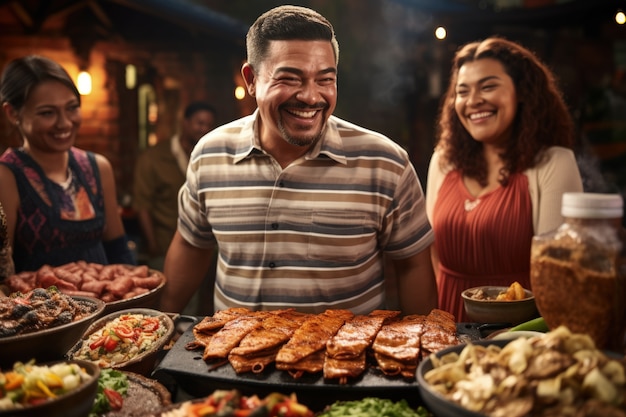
[151,321,491,409]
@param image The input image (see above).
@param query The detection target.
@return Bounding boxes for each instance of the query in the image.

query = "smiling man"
[160,5,437,316]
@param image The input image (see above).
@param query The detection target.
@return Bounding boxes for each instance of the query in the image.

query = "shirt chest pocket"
[307,210,378,263]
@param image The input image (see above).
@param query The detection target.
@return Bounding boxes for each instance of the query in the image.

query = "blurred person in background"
[133,101,216,315]
[160,5,437,315]
[426,37,583,322]
[133,101,216,271]
[0,55,135,273]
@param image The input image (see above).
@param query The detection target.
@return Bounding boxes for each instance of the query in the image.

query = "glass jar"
[530,192,625,351]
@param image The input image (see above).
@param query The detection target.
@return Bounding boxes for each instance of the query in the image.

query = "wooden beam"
[87,0,113,28]
[10,1,34,28]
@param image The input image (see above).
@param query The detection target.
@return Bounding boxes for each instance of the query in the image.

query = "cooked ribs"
[189,307,460,381]
[420,309,460,356]
[186,307,255,351]
[371,314,426,379]
[323,310,401,383]
[203,313,270,361]
[228,309,309,374]
[275,309,354,378]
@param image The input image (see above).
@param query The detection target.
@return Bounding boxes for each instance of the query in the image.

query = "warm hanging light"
[616,10,626,25]
[234,85,246,100]
[434,26,447,40]
[77,71,92,95]
[125,64,137,89]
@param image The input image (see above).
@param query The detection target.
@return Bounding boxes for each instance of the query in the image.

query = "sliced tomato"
[104,388,124,410]
[27,397,48,406]
[239,395,262,410]
[103,335,119,352]
[114,324,134,339]
[142,317,160,332]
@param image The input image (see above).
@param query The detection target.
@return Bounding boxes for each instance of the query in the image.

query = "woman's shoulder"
[534,146,576,168]
[543,146,575,157]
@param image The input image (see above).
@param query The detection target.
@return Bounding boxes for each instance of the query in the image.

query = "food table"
[151,318,489,411]
[2,264,625,417]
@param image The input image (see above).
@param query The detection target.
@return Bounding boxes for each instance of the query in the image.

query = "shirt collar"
[232,110,347,165]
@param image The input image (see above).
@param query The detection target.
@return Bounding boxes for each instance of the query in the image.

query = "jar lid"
[561,192,624,218]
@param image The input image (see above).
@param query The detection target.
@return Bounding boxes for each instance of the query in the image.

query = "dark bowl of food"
[0,359,100,417]
[461,283,538,325]
[67,308,175,376]
[0,288,106,368]
[417,327,626,416]
[2,263,167,316]
[101,268,166,315]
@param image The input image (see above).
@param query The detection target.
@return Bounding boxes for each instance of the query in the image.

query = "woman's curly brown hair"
[435,37,575,187]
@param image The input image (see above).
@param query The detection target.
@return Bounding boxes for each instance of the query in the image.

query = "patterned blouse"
[0,147,108,272]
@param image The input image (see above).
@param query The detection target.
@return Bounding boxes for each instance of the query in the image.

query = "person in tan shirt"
[133,101,216,270]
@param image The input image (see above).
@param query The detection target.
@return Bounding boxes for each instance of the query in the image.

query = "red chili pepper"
[89,335,106,350]
[104,388,124,410]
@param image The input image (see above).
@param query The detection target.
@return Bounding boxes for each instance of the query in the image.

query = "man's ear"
[241,63,256,97]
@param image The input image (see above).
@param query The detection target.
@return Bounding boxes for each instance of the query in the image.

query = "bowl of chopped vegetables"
[67,308,175,376]
[0,359,100,417]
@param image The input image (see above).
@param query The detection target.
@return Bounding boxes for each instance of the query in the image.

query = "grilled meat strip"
[420,309,459,356]
[188,307,254,350]
[371,314,426,379]
[203,313,269,361]
[275,309,353,376]
[228,310,309,374]
[323,310,401,383]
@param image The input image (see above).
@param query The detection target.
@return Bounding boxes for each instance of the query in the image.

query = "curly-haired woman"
[426,37,583,321]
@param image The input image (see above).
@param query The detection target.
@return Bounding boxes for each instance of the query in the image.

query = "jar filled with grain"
[530,192,625,351]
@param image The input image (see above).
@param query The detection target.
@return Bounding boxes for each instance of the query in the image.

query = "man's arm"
[160,231,215,312]
[392,244,438,315]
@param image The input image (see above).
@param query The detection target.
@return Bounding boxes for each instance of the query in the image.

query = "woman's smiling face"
[454,58,518,147]
[16,80,81,153]
[244,39,337,150]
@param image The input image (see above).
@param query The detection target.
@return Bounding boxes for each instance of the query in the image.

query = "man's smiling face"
[244,39,337,150]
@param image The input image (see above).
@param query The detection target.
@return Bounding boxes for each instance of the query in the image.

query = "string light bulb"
[234,86,246,100]
[77,71,92,95]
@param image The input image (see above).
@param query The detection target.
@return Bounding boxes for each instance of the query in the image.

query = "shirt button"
[269,262,276,268]
[271,223,279,230]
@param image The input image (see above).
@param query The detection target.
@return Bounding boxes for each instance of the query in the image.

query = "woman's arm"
[95,153,126,241]
[533,147,584,235]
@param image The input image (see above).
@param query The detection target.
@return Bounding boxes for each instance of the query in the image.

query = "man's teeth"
[290,109,316,118]
[469,112,492,120]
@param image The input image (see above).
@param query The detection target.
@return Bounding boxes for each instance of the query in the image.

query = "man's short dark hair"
[184,101,216,119]
[246,5,339,71]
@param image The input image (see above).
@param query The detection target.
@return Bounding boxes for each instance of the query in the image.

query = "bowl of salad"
[0,359,100,417]
[67,308,175,376]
